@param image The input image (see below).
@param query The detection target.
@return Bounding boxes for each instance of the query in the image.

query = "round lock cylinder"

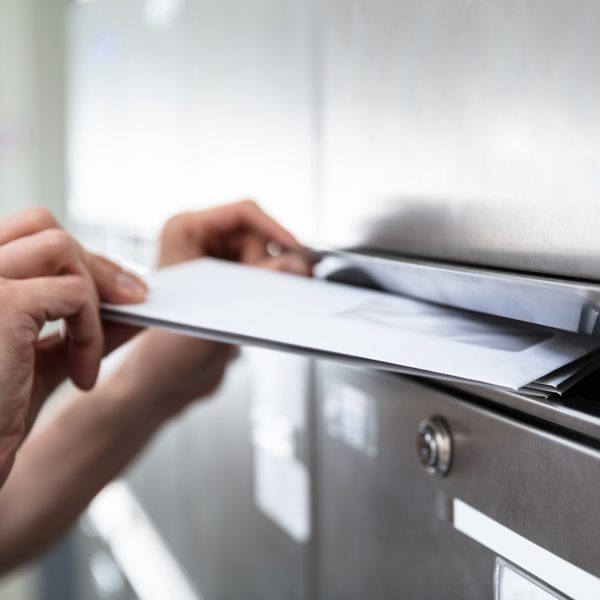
[416,417,452,476]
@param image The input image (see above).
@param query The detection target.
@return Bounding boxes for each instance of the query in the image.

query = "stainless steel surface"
[88,550,128,599]
[125,358,311,600]
[447,375,600,442]
[317,363,600,599]
[320,0,600,280]
[416,417,452,476]
[73,528,136,600]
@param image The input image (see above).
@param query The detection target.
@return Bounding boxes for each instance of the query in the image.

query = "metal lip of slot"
[319,248,600,336]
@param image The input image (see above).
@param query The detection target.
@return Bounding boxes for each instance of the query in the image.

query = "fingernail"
[116,273,148,298]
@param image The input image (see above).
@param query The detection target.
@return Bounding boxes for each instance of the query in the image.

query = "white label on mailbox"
[454,499,600,600]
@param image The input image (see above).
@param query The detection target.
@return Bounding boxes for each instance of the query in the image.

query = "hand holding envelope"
[0,201,314,572]
[105,256,600,397]
[107,200,313,418]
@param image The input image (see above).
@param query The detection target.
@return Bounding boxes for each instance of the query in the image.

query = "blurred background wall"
[0,0,68,219]
[0,2,68,597]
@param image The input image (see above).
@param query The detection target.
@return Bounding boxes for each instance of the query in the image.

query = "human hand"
[0,207,147,485]
[109,200,312,418]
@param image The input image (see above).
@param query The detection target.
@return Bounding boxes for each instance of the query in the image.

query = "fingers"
[13,275,103,390]
[0,228,90,280]
[86,253,147,304]
[0,229,102,323]
[239,233,269,265]
[0,206,59,246]
[31,321,143,406]
[31,321,143,407]
[0,229,148,305]
[212,200,299,248]
[28,333,69,429]
[0,210,146,392]
[160,200,301,266]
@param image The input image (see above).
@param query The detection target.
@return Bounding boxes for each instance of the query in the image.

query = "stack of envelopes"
[102,257,600,398]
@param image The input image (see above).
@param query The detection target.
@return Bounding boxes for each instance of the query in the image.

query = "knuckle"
[26,205,58,230]
[42,228,73,254]
[240,199,258,210]
[44,229,71,250]
[57,275,91,311]
[67,275,90,303]
[162,213,187,237]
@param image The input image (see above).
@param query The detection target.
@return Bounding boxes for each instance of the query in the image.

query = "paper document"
[102,258,600,394]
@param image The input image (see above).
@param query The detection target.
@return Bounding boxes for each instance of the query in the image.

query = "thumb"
[87,253,148,304]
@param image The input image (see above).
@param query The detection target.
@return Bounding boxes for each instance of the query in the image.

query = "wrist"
[97,368,180,432]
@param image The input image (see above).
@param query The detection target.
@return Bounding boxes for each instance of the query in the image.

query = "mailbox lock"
[416,417,452,476]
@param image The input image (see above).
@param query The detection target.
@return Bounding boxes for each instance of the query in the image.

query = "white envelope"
[102,257,600,392]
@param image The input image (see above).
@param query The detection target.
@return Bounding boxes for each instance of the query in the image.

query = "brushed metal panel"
[448,372,600,441]
[126,358,311,600]
[316,364,600,599]
[320,0,600,279]
[72,531,137,600]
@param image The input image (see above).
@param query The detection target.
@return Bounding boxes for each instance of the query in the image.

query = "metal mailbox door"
[316,363,600,600]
